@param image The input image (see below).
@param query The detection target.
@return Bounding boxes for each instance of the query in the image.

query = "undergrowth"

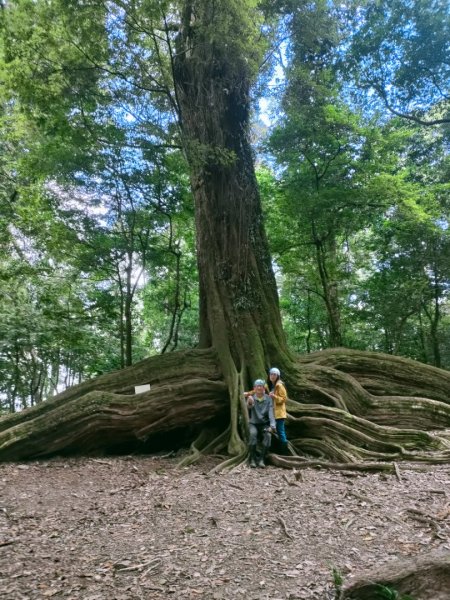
[331,567,415,600]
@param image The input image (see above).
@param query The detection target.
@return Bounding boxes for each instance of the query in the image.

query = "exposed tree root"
[2,347,450,467]
[208,449,249,474]
[0,381,226,460]
[339,548,450,599]
[0,348,222,434]
[282,350,450,465]
[178,426,230,467]
[285,402,450,463]
[298,348,450,404]
[269,455,398,473]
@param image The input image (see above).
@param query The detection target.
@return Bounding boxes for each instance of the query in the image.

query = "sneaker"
[249,458,257,468]
[257,458,265,468]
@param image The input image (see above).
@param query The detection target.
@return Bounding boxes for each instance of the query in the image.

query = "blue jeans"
[276,419,287,443]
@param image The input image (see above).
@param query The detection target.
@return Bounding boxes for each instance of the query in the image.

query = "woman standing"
[268,367,289,455]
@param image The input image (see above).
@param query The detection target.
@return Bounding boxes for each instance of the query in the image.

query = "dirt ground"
[1,454,450,600]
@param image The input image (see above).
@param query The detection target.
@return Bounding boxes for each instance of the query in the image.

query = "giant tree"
[1,0,450,473]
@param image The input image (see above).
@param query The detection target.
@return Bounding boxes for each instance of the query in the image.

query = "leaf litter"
[1,455,449,599]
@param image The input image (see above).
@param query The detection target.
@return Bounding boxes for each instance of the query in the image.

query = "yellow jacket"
[272,379,287,419]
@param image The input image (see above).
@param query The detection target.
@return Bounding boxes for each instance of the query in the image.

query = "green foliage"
[0,254,122,409]
[1,0,112,175]
[331,566,343,596]
[262,0,450,360]
[328,568,415,600]
[264,115,450,361]
[373,584,415,600]
[343,0,450,124]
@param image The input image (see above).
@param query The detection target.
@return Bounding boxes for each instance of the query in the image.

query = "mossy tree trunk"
[1,347,450,464]
[171,1,292,454]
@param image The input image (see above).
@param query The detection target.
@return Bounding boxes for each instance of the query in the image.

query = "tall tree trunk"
[125,259,133,367]
[172,1,292,453]
[430,268,442,368]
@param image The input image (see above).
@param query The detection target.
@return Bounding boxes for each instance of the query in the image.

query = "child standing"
[268,367,289,455]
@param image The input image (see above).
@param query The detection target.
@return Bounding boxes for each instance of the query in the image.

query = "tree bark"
[174,2,288,358]
[0,348,227,460]
[1,348,450,464]
[171,1,292,453]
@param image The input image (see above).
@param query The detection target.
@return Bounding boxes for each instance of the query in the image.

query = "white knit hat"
[269,367,280,376]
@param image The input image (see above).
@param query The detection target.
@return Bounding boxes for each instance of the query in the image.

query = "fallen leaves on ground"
[1,455,449,599]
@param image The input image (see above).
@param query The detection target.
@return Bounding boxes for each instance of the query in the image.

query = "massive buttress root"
[276,348,450,466]
[1,348,450,465]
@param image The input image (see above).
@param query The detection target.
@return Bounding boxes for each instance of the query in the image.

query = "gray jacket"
[248,393,276,429]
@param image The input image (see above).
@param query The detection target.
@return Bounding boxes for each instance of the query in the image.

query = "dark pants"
[249,423,271,449]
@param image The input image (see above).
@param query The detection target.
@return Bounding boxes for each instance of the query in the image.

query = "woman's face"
[269,372,278,383]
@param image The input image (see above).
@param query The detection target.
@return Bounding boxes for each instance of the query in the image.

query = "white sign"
[134,384,151,394]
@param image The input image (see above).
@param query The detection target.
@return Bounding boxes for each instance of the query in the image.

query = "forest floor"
[1,454,450,600]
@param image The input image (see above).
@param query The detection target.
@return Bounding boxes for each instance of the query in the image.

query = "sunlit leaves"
[343,0,450,124]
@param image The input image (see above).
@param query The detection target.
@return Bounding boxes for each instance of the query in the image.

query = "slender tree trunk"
[29,352,42,407]
[418,311,429,363]
[422,280,442,369]
[125,258,133,367]
[7,390,15,414]
[118,283,125,369]
[48,355,60,398]
[313,230,342,347]
[37,369,46,404]
[11,346,20,412]
[430,270,442,368]
[161,248,182,354]
[306,290,312,353]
